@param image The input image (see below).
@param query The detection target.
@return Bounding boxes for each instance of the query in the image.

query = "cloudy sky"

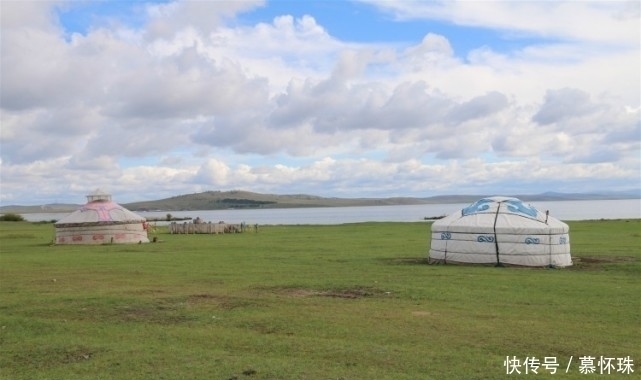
[1,0,640,205]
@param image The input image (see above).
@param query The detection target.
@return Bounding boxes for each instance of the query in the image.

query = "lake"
[20,199,641,225]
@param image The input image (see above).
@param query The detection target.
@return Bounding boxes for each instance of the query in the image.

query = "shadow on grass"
[382,255,641,273]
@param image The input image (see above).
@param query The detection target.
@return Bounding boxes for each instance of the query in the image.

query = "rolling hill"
[122,190,430,211]
[1,189,638,213]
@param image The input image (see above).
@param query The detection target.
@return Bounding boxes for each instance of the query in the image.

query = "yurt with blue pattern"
[429,197,572,267]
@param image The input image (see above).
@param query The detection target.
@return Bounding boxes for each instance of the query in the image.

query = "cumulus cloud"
[446,91,509,125]
[144,0,263,39]
[532,88,596,125]
[0,0,639,204]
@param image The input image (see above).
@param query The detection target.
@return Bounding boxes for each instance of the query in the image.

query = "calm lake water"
[21,199,641,225]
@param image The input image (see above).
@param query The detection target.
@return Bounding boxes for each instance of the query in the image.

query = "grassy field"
[0,220,639,379]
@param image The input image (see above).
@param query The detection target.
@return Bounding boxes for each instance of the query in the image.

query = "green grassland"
[1,220,639,379]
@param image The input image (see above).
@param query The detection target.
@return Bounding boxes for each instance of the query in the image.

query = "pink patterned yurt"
[55,190,149,245]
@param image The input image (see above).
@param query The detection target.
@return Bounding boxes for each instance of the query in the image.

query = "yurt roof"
[431,196,568,234]
[55,191,145,227]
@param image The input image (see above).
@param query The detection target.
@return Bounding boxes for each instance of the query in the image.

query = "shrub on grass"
[0,213,25,221]
[32,219,58,224]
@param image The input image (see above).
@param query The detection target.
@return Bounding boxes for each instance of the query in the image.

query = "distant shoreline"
[10,199,641,224]
[2,190,639,214]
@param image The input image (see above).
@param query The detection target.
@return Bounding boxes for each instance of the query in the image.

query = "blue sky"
[235,1,509,49]
[1,0,639,205]
[57,1,546,59]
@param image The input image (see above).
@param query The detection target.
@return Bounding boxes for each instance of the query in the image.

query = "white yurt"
[429,197,571,267]
[55,190,149,245]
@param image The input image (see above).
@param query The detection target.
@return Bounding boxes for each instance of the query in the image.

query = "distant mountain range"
[1,189,639,214]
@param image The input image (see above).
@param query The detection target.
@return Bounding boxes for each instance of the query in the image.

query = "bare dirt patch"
[10,345,102,369]
[110,304,194,324]
[571,255,638,271]
[278,288,320,297]
[320,287,382,299]
[184,293,261,310]
[576,256,636,264]
[187,293,221,302]
[61,346,96,364]
[273,286,386,299]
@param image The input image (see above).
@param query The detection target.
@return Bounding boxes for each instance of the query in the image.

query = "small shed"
[55,190,149,245]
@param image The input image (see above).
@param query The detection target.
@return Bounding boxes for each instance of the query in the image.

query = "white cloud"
[533,88,596,125]
[362,0,640,47]
[144,0,263,39]
[0,0,639,205]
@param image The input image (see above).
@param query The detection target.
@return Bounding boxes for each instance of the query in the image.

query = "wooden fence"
[168,221,249,234]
